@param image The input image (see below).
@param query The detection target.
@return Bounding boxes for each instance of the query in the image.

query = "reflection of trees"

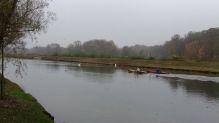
[33,61,62,71]
[164,77,219,100]
[44,64,61,71]
[65,65,116,74]
[33,61,117,85]
[37,61,116,74]
[65,65,116,84]
[83,66,115,74]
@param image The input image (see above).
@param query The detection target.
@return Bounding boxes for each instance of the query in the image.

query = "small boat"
[137,71,146,74]
[128,69,146,74]
[147,69,169,74]
[128,69,135,73]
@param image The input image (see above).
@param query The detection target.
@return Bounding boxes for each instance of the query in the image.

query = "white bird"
[114,64,117,68]
[78,63,81,67]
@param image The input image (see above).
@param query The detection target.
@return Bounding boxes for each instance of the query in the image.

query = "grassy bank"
[39,56,219,74]
[0,78,53,123]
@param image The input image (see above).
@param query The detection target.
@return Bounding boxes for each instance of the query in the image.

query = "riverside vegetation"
[24,28,219,61]
[11,27,219,74]
[0,78,53,122]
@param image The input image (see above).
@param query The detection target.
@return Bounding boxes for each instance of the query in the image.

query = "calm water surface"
[6,60,219,123]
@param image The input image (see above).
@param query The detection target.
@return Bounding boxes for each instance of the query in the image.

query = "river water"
[6,59,219,123]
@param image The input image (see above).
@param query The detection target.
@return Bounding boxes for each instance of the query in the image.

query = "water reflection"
[34,60,117,74]
[164,77,219,100]
[32,60,64,71]
[45,64,61,71]
[65,65,116,74]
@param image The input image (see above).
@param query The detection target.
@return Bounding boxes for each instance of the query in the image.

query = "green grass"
[0,79,53,123]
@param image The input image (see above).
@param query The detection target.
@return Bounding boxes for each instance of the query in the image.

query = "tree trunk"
[0,42,4,99]
[0,0,18,99]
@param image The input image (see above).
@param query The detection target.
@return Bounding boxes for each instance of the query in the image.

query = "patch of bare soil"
[0,96,29,109]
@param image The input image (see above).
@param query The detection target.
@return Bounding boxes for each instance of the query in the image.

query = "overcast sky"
[28,0,219,48]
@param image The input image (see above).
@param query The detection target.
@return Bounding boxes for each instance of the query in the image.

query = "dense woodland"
[25,28,219,60]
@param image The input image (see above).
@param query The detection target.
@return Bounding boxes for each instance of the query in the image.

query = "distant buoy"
[78,63,81,67]
[114,64,117,68]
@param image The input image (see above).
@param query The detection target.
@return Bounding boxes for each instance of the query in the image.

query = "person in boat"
[156,68,161,74]
[136,67,141,72]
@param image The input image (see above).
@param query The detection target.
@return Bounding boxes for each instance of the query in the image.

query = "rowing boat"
[147,69,169,74]
[128,69,146,74]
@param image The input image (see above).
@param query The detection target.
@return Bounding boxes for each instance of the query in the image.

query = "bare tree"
[0,0,54,99]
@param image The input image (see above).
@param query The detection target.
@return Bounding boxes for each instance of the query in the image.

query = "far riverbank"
[10,55,219,75]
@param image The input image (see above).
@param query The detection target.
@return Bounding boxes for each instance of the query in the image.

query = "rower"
[156,68,161,74]
[137,67,140,72]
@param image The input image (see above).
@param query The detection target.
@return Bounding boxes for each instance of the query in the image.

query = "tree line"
[25,27,219,60]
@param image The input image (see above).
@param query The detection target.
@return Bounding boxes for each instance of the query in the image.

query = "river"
[6,59,219,123]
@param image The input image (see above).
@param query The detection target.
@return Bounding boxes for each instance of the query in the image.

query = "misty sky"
[29,0,219,48]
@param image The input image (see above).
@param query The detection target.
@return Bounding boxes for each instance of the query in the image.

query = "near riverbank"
[0,78,53,122]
